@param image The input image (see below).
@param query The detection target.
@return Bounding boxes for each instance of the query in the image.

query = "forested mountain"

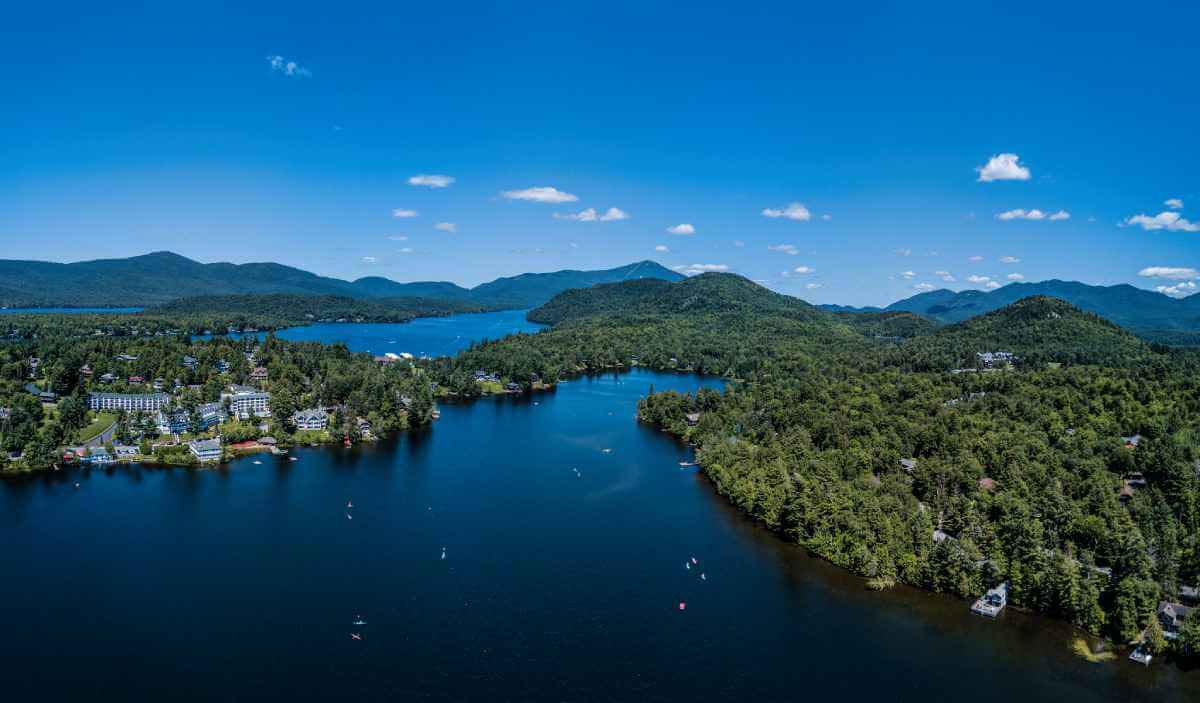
[827,280,1200,343]
[0,252,683,308]
[527,273,822,324]
[154,293,489,322]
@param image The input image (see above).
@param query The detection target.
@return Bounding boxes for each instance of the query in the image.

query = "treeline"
[153,293,490,322]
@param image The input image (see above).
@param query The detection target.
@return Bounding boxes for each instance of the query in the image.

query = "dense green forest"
[153,293,491,321]
[432,274,1200,655]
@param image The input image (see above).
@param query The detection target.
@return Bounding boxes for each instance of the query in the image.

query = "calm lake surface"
[211,308,544,356]
[2,369,1195,701]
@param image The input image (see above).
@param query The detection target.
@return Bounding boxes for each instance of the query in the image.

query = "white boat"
[970,581,1009,617]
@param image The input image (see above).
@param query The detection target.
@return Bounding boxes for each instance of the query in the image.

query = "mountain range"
[0,252,683,309]
[822,280,1200,343]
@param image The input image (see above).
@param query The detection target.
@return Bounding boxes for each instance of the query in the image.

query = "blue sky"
[2,1,1197,306]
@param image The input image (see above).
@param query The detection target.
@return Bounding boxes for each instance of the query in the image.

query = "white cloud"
[1049,210,1071,221]
[768,243,799,255]
[984,281,1001,290]
[934,270,955,282]
[1165,198,1184,210]
[821,214,832,221]
[997,209,1047,221]
[1007,273,1025,281]
[761,202,812,221]
[672,263,728,276]
[267,55,310,77]
[361,256,378,264]
[554,208,599,222]
[1123,211,1200,232]
[654,244,669,253]
[387,235,408,241]
[553,206,629,222]
[502,186,578,203]
[408,174,455,188]
[805,282,823,290]
[667,223,696,235]
[1156,281,1198,298]
[976,153,1031,182]
[434,222,457,233]
[392,208,418,218]
[894,248,912,257]
[397,247,414,254]
[792,266,815,274]
[1138,266,1199,280]
[914,283,936,292]
[999,256,1020,264]
[732,240,745,248]
[900,270,916,280]
[967,274,991,284]
[968,255,984,262]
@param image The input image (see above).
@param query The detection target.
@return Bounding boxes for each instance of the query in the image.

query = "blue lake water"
[207,308,544,356]
[1,367,1193,701]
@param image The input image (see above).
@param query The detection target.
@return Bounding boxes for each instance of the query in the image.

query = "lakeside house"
[88,392,170,412]
[970,582,1009,617]
[195,402,227,430]
[99,372,117,384]
[215,360,231,373]
[182,355,198,370]
[686,412,701,426]
[115,353,138,362]
[188,438,222,463]
[24,383,57,403]
[157,408,190,435]
[1157,601,1193,640]
[900,458,917,473]
[292,408,328,430]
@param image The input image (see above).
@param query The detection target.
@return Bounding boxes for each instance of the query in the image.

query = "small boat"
[289,457,298,462]
[701,573,707,581]
[601,448,612,454]
[441,548,447,560]
[253,460,262,465]
[346,513,353,520]
[679,461,696,467]
[352,618,366,626]
[691,557,698,565]
[685,562,691,570]
[347,500,354,509]
[351,633,362,641]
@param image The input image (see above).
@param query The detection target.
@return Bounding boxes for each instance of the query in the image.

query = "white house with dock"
[970,581,1008,617]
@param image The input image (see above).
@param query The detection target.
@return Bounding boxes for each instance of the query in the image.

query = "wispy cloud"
[934,270,956,282]
[894,248,912,257]
[1122,211,1200,232]
[976,153,1031,182]
[821,214,832,221]
[434,222,457,233]
[397,247,414,254]
[502,186,578,203]
[985,281,1001,289]
[1138,266,1199,280]
[999,256,1020,264]
[1007,273,1025,281]
[654,244,669,253]
[673,263,728,276]
[408,174,455,188]
[968,255,984,262]
[361,256,378,264]
[967,274,991,284]
[1049,210,1071,221]
[762,202,812,221]
[392,208,418,218]
[900,270,916,280]
[667,223,696,235]
[805,282,823,290]
[768,243,799,255]
[1156,281,1198,298]
[1165,198,1184,210]
[553,206,630,222]
[267,55,310,77]
[733,240,745,248]
[914,282,936,292]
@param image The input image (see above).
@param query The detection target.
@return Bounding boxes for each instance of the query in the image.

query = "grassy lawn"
[76,412,118,443]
